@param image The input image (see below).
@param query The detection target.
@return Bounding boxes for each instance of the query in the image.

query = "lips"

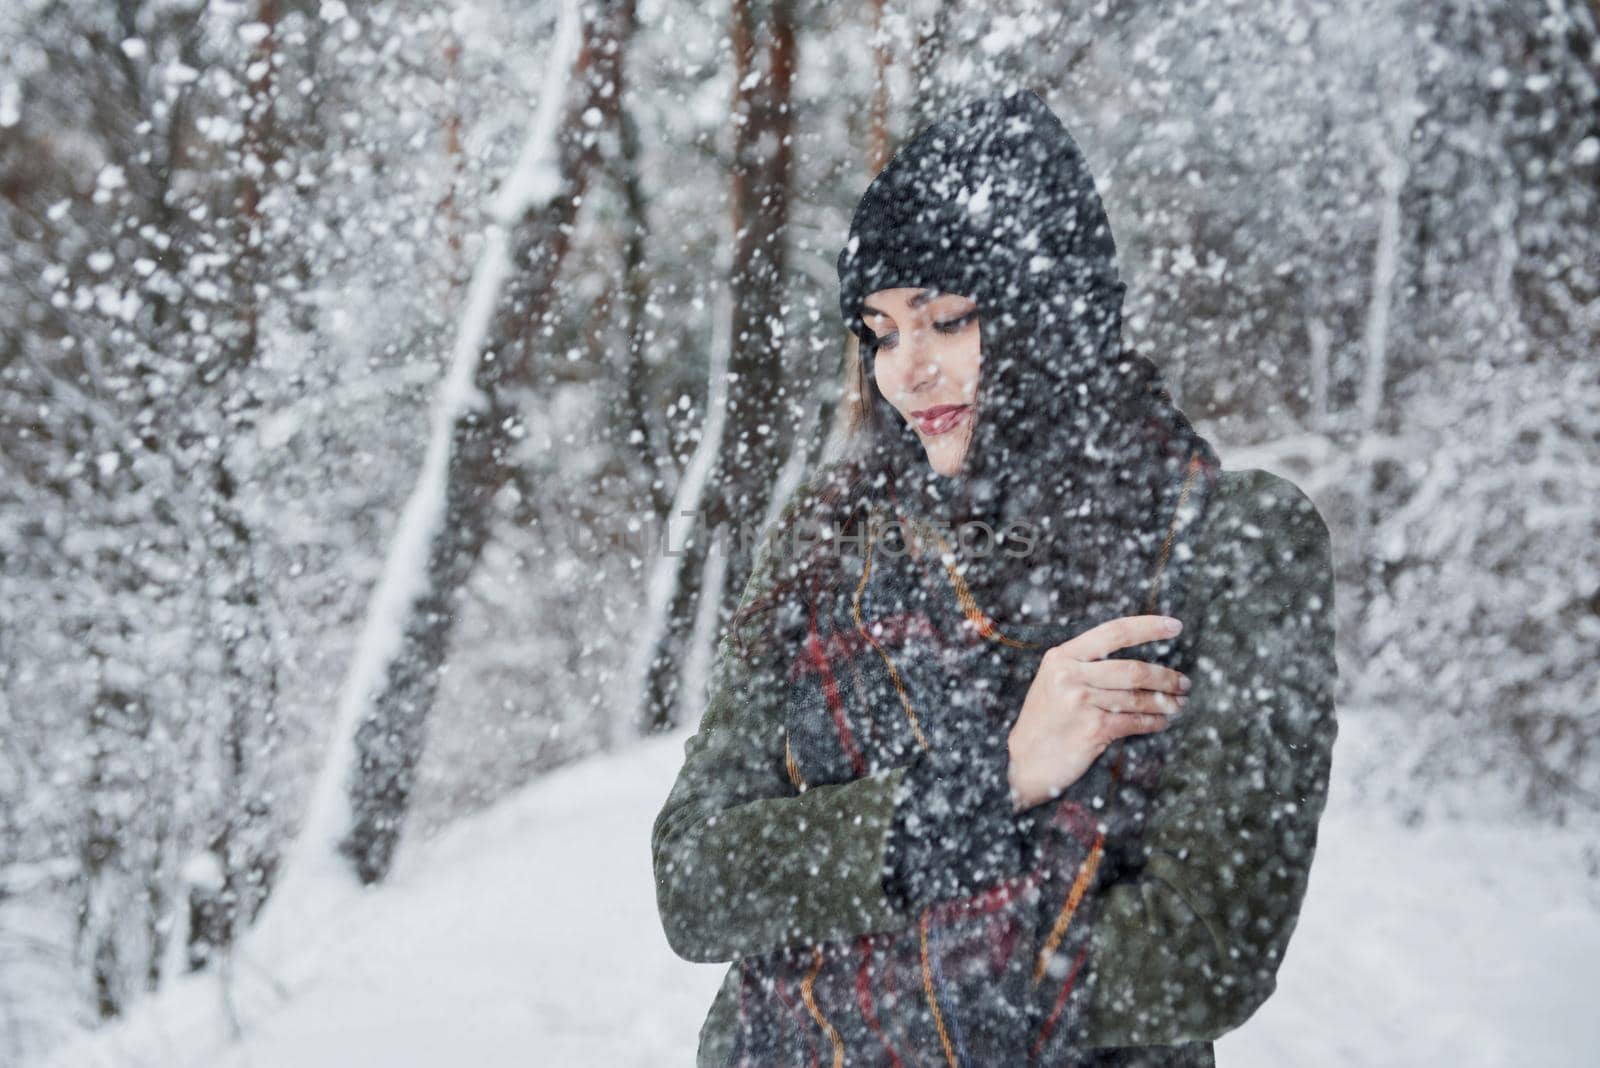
[912,405,972,436]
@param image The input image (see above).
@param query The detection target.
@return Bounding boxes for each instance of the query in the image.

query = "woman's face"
[862,287,981,478]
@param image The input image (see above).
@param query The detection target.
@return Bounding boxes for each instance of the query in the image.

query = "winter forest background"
[2,0,1597,1064]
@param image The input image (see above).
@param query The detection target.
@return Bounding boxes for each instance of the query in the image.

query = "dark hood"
[838,89,1122,360]
[834,88,1219,631]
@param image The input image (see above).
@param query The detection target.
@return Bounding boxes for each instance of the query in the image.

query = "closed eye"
[936,310,978,334]
[872,310,977,350]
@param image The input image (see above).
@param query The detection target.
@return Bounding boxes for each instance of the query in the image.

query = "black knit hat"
[837,88,1121,352]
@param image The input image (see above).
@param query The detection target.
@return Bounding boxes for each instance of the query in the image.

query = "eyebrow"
[860,288,944,319]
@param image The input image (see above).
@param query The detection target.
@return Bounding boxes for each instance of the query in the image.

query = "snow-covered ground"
[37,715,1600,1068]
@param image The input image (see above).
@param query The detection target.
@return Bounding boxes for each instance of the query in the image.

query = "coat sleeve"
[1073,468,1340,1048]
[651,472,918,963]
[881,723,1032,913]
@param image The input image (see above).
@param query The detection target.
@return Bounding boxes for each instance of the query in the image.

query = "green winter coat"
[652,464,1339,1066]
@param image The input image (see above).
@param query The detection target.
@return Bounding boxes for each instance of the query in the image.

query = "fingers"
[1057,614,1183,663]
[1091,686,1187,717]
[1076,656,1191,696]
[1101,709,1172,741]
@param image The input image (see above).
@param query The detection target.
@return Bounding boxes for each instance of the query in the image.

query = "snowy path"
[43,718,1600,1067]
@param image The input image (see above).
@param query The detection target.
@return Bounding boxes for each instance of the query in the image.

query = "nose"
[895,331,942,398]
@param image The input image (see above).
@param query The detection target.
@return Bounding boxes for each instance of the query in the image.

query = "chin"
[925,448,965,478]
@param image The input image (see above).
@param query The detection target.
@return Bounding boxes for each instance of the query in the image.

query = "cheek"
[952,338,982,394]
[872,351,907,396]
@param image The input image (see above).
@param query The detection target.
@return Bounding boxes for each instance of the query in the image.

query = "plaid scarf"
[727,450,1219,1067]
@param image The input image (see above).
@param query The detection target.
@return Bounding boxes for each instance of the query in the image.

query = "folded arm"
[651,644,916,961]
[651,472,921,963]
[1071,468,1340,1047]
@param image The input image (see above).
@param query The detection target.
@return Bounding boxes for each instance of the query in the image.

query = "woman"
[652,89,1338,1067]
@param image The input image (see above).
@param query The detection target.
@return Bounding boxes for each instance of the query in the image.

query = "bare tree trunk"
[712,0,797,603]
[336,0,639,884]
[608,105,673,522]
[1354,73,1416,558]
[639,0,796,733]
[184,0,289,978]
[871,0,893,172]
[439,24,469,283]
[75,681,138,1020]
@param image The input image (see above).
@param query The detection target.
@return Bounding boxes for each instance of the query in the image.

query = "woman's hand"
[1006,614,1191,812]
